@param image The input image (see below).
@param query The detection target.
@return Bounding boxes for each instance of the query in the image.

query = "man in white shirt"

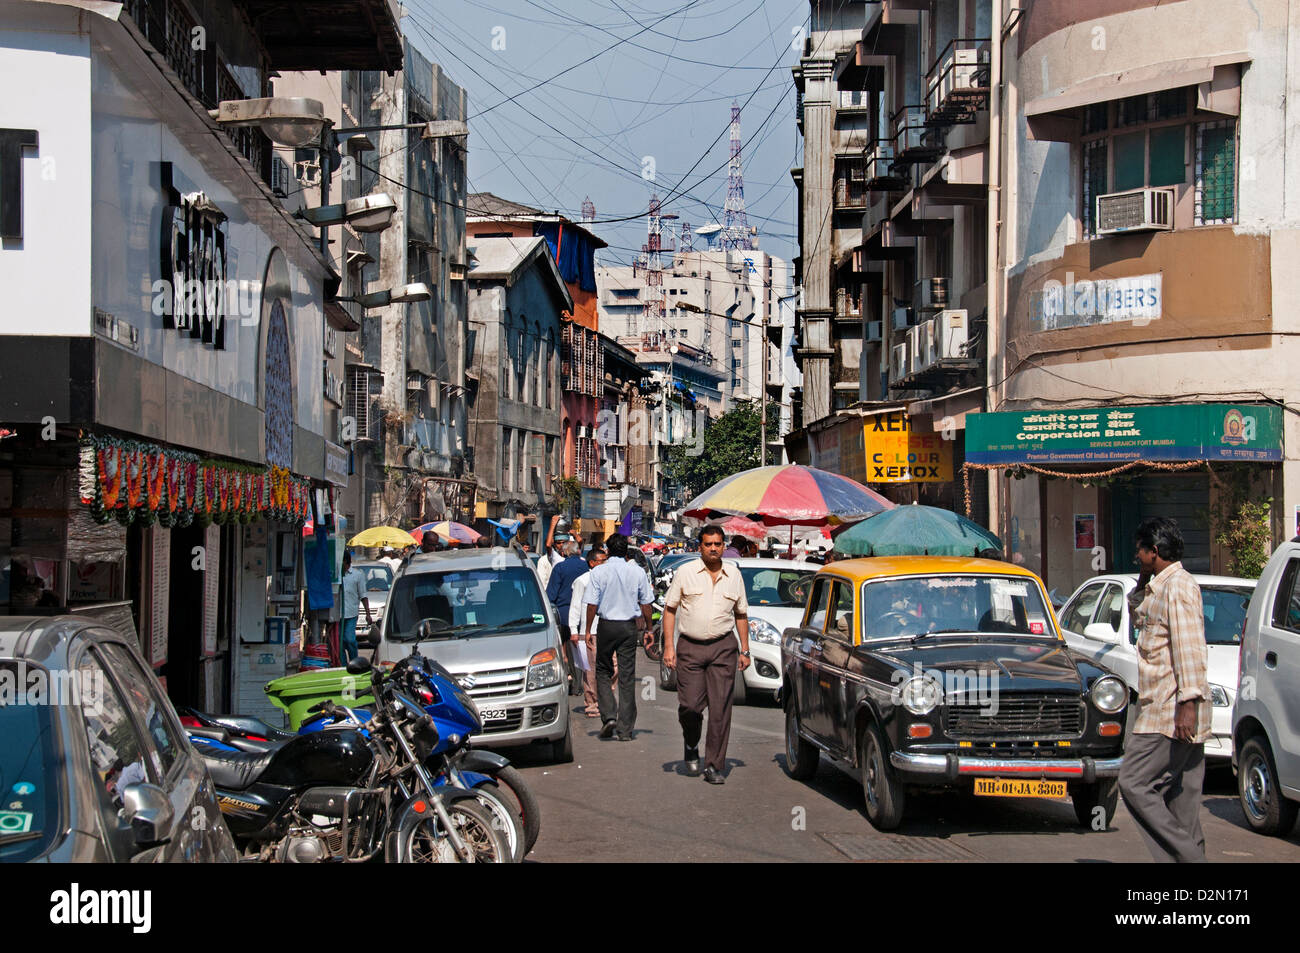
[569,547,608,717]
[339,552,372,665]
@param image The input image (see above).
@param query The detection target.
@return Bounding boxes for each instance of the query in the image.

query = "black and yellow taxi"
[781,557,1127,830]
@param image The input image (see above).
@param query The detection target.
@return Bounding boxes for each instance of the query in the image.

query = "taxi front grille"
[943,694,1083,739]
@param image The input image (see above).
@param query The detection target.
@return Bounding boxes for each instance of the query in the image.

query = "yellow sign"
[863,411,953,483]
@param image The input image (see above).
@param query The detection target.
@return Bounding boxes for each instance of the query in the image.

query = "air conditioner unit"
[914,277,949,312]
[893,106,928,152]
[865,320,882,343]
[891,307,911,331]
[890,341,910,382]
[866,142,897,180]
[907,322,932,375]
[930,47,989,114]
[1096,187,1175,235]
[930,309,970,361]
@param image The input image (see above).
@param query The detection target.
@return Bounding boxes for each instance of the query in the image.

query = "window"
[680,328,689,337]
[829,580,854,642]
[1095,584,1126,639]
[1060,583,1105,635]
[98,642,182,778]
[806,578,832,632]
[502,428,513,492]
[1270,558,1300,634]
[1196,120,1236,224]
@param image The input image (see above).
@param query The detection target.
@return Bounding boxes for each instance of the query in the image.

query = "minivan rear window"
[0,662,62,862]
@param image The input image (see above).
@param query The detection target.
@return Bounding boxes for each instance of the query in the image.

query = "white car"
[658,557,817,704]
[1057,572,1254,760]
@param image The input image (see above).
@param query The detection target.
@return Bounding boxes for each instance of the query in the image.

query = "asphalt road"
[500,654,1300,863]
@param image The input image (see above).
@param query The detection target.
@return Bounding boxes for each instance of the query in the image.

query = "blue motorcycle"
[182,650,537,862]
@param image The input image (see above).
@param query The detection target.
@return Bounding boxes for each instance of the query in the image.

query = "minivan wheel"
[1238,737,1299,836]
[551,720,574,764]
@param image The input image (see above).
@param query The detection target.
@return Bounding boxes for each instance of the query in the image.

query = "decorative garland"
[960,459,1212,518]
[79,434,314,526]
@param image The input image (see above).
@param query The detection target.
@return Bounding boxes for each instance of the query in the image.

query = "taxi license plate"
[973,778,1067,799]
[481,709,508,721]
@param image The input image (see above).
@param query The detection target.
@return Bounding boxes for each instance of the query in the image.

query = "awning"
[907,385,984,431]
[1025,53,1249,140]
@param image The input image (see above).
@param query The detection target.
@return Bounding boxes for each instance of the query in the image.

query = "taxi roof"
[820,556,1044,583]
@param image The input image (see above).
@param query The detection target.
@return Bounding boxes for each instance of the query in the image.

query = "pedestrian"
[546,537,589,695]
[476,535,492,549]
[662,524,750,784]
[378,547,402,575]
[722,534,746,558]
[584,533,655,741]
[339,552,372,665]
[1117,516,1211,862]
[420,531,440,554]
[569,546,609,717]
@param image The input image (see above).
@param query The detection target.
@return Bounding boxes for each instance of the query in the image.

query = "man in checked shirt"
[1117,517,1211,862]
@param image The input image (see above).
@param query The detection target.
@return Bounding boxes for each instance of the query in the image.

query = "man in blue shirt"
[585,533,655,741]
[546,538,589,696]
[339,552,372,665]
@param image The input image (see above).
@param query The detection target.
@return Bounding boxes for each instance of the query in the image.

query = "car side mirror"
[120,782,173,847]
[1083,622,1122,645]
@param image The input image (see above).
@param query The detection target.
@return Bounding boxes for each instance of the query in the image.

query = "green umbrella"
[833,504,1001,557]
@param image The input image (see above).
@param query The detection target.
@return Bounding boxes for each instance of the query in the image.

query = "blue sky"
[400,0,808,268]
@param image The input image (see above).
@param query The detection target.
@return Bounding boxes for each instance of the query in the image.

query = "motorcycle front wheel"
[401,799,510,863]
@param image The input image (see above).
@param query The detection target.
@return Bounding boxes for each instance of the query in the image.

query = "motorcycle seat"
[191,710,296,741]
[201,747,277,791]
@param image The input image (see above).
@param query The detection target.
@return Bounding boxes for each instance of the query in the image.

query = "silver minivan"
[377,548,573,762]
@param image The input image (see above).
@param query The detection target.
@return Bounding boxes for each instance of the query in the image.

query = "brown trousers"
[676,635,738,773]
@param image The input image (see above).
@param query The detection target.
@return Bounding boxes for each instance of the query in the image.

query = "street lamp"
[296,193,397,233]
[209,97,329,147]
[333,283,432,309]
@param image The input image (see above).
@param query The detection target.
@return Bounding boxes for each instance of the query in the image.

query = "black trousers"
[676,635,738,772]
[595,619,639,733]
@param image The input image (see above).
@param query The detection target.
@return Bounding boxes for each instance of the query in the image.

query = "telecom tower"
[641,192,676,338]
[679,220,694,253]
[722,100,754,251]
[580,196,595,223]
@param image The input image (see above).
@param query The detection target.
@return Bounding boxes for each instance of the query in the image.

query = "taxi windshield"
[861,575,1054,642]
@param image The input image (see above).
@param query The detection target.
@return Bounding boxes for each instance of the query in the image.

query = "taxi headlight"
[1090,676,1127,714]
[900,676,941,716]
[748,618,781,645]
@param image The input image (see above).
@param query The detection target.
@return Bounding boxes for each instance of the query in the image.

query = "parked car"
[0,616,237,862]
[376,548,573,762]
[781,557,1128,831]
[1057,572,1254,760]
[1233,539,1300,836]
[352,559,394,648]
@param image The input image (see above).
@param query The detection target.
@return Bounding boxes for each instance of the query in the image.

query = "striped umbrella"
[683,465,893,527]
[412,520,482,544]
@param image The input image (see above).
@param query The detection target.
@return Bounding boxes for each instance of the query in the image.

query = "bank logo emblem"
[1222,409,1247,446]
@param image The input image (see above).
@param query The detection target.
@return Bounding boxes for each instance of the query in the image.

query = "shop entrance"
[162,523,205,708]
[1110,473,1211,574]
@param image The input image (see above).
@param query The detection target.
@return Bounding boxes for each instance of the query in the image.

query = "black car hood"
[870,638,1083,692]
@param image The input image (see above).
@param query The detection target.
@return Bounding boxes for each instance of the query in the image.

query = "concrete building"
[0,0,401,712]
[466,237,571,549]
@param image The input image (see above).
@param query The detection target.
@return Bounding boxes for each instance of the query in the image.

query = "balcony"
[833,41,889,93]
[889,189,956,237]
[892,105,944,165]
[865,142,907,192]
[835,287,864,321]
[834,157,869,210]
[926,39,991,127]
[862,1,922,57]
[237,0,403,72]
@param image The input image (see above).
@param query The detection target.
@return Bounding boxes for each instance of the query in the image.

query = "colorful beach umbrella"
[833,503,1001,557]
[412,520,482,544]
[683,465,893,527]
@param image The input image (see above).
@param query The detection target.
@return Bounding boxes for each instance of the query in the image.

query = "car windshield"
[861,575,1054,642]
[740,567,808,607]
[385,566,548,641]
[1201,586,1253,645]
[361,565,392,593]
[0,662,62,862]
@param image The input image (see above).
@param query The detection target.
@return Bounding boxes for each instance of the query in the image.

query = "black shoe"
[702,766,725,785]
[599,720,617,739]
[684,746,700,776]
[616,731,632,742]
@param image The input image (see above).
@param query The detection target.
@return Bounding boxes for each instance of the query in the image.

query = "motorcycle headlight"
[527,648,563,692]
[748,617,781,645]
[899,676,941,716]
[1210,683,1231,708]
[1090,676,1127,714]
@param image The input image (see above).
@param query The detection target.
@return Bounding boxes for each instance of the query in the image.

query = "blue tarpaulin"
[303,534,336,611]
[535,222,597,292]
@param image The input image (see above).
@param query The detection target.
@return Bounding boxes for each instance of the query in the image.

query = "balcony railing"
[926,38,991,127]
[865,142,907,191]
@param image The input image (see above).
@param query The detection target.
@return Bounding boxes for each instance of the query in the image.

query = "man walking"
[569,546,608,717]
[662,525,750,784]
[547,537,589,696]
[584,533,654,741]
[339,552,372,665]
[1117,517,1211,862]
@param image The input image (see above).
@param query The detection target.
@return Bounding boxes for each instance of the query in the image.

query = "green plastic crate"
[263,666,377,730]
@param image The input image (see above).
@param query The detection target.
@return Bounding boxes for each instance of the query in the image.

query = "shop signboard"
[863,410,954,483]
[966,404,1283,465]
[1029,272,1162,331]
[580,487,604,520]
